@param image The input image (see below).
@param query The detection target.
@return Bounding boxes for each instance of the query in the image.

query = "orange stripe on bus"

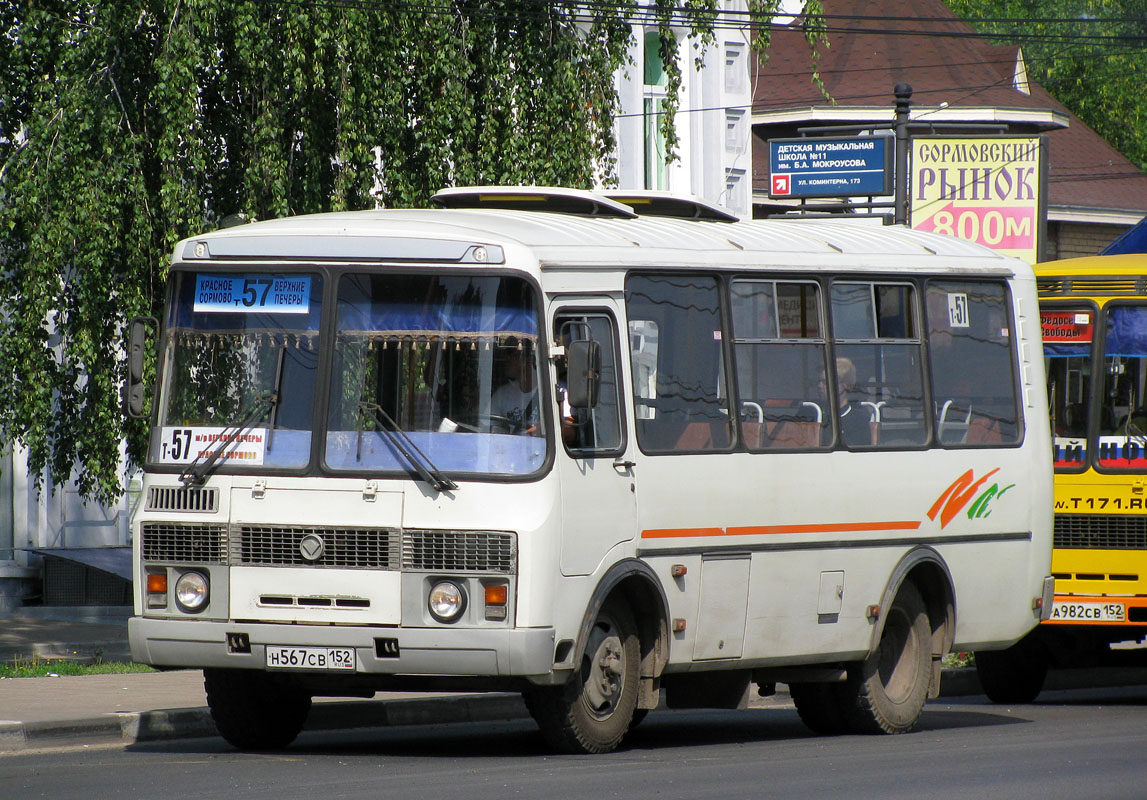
[640,520,922,539]
[641,527,726,539]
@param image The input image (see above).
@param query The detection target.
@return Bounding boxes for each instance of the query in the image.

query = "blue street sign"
[768,137,892,199]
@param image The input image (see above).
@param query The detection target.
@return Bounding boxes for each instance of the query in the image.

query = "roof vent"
[600,190,739,222]
[432,186,637,218]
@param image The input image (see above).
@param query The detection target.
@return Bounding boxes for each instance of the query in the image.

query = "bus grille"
[1054,514,1147,550]
[145,486,219,513]
[141,522,228,563]
[140,523,516,573]
[234,526,399,569]
[403,530,516,573]
[1038,277,1144,296]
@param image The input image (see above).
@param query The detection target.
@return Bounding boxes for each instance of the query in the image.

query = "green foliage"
[0,654,156,678]
[947,0,1147,169]
[0,1,824,503]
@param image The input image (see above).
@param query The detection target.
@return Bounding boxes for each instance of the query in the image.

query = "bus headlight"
[428,580,467,623]
[174,571,209,613]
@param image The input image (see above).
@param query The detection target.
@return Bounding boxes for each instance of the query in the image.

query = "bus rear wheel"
[840,582,932,734]
[203,668,312,750]
[525,598,640,754]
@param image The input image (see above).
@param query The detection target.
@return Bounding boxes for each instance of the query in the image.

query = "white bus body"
[128,188,1054,752]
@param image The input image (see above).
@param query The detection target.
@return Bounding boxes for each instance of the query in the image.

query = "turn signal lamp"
[484,583,508,621]
[146,571,168,609]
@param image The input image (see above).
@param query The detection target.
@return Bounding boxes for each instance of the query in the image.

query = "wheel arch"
[868,546,957,668]
[574,558,670,694]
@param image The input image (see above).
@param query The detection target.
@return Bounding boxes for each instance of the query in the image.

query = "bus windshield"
[324,273,546,477]
[153,271,323,470]
[1045,303,1147,471]
[1044,305,1094,469]
[1098,304,1147,469]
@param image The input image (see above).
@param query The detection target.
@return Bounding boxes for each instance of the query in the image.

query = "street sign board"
[768,137,892,199]
[910,135,1048,264]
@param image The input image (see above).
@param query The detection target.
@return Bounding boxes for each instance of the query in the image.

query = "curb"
[0,693,530,754]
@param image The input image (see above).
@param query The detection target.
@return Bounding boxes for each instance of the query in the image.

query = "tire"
[203,668,312,750]
[525,598,640,754]
[840,582,932,734]
[789,681,848,735]
[975,635,1048,704]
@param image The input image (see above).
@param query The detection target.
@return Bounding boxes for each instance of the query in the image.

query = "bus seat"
[674,421,732,450]
[966,415,1003,444]
[759,399,820,449]
[767,419,820,448]
[675,422,713,450]
[742,421,764,449]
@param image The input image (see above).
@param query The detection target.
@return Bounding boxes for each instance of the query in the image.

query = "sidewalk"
[0,608,1139,755]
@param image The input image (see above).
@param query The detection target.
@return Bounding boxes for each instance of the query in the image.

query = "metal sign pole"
[894,83,913,225]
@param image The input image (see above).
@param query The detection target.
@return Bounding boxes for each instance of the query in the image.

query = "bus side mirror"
[124,316,157,419]
[566,339,601,409]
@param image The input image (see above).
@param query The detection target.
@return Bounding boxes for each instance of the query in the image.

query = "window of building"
[643,31,669,191]
[724,41,746,93]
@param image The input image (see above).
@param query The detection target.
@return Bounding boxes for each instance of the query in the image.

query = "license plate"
[1049,600,1126,622]
[265,646,356,671]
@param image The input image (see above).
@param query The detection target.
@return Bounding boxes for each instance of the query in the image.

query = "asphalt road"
[5,685,1146,800]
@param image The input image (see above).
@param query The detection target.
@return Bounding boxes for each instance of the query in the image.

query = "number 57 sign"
[910,135,1047,264]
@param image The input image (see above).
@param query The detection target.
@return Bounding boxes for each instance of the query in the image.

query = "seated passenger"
[833,357,874,446]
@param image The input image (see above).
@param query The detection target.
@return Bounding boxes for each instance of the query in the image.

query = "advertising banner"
[910,136,1048,264]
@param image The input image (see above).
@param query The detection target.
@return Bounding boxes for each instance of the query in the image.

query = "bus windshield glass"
[1098,304,1147,470]
[325,273,546,477]
[152,271,322,470]
[1043,306,1094,470]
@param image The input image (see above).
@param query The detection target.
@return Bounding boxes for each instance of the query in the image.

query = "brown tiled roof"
[752,0,1147,214]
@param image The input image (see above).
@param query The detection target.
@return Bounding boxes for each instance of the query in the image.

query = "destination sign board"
[768,137,892,199]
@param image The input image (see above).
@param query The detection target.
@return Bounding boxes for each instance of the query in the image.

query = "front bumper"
[129,616,556,677]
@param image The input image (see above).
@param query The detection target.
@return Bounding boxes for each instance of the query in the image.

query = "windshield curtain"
[152,271,322,470]
[326,274,547,477]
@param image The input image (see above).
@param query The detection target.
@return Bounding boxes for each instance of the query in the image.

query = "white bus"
[126,187,1054,753]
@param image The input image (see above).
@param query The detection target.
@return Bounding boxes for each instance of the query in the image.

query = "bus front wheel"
[203,668,312,750]
[525,598,640,754]
[840,582,932,734]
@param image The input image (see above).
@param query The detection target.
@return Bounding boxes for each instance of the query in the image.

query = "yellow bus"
[977,253,1147,702]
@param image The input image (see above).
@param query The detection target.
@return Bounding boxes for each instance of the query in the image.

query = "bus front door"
[554,307,637,576]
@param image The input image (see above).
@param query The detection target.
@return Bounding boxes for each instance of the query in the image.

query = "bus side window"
[730,279,830,450]
[554,313,624,454]
[626,274,733,453]
[830,281,928,449]
[926,280,1022,446]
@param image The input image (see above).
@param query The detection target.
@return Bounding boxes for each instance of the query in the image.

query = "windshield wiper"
[357,402,457,492]
[179,392,277,486]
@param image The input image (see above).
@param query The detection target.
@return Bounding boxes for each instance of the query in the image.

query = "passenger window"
[730,280,829,450]
[830,282,927,448]
[926,280,1021,446]
[554,313,624,454]
[626,274,733,452]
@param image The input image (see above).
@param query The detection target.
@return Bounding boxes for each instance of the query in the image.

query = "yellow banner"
[910,136,1046,264]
